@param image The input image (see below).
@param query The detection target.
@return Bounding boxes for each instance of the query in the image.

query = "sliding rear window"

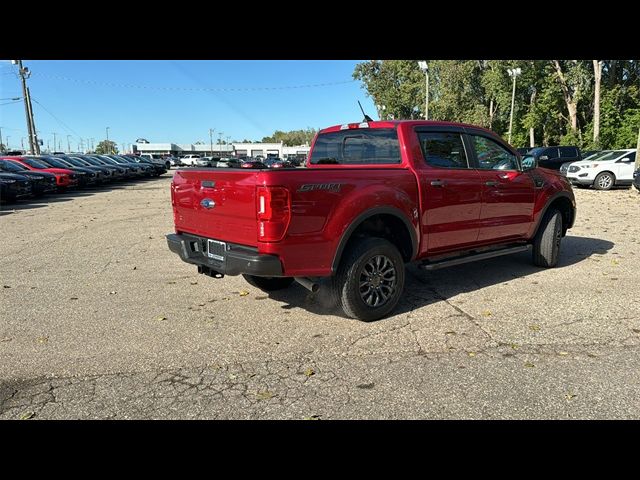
[309,128,401,165]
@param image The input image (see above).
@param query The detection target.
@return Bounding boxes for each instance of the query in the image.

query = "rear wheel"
[532,208,562,268]
[332,237,405,322]
[593,172,615,190]
[242,275,294,292]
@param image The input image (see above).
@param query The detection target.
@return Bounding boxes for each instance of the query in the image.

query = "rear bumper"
[166,233,283,277]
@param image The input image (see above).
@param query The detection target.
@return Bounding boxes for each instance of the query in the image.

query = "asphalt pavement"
[1,175,639,419]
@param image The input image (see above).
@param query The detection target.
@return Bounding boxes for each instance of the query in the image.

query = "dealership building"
[132,140,310,160]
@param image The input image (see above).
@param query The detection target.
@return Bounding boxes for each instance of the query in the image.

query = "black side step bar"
[419,245,531,271]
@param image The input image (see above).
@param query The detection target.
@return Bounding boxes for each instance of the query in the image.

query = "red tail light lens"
[257,186,291,242]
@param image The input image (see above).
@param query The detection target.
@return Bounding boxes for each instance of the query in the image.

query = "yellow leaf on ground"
[256,391,275,400]
[524,362,535,368]
[304,368,315,377]
[239,291,249,296]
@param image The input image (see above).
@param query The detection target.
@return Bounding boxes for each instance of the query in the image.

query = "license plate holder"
[207,239,226,261]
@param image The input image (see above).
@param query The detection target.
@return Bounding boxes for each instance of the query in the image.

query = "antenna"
[358,101,374,122]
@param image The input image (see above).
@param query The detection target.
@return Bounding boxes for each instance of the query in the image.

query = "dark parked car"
[0,159,58,195]
[0,172,33,203]
[516,147,531,155]
[73,155,126,180]
[633,168,640,192]
[240,160,268,169]
[525,146,582,171]
[123,155,167,176]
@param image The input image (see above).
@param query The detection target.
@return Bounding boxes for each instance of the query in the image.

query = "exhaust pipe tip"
[294,277,319,293]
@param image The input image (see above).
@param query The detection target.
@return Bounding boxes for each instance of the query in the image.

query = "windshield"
[593,150,627,161]
[0,160,27,172]
[42,157,73,168]
[67,157,89,166]
[23,158,50,169]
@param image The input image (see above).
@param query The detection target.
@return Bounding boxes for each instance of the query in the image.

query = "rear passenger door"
[467,133,535,243]
[414,128,483,253]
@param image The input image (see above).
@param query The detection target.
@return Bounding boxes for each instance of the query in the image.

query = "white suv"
[563,149,637,190]
[181,154,202,166]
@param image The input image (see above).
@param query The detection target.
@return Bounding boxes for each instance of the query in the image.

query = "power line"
[0,100,22,107]
[30,97,82,140]
[30,72,357,92]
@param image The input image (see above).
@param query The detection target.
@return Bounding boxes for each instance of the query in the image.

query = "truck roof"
[319,120,499,137]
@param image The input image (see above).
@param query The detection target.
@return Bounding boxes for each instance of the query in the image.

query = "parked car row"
[0,153,167,205]
[177,154,300,169]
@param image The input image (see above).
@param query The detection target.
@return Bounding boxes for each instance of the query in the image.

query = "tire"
[593,172,615,190]
[242,275,294,291]
[532,208,563,268]
[331,237,405,322]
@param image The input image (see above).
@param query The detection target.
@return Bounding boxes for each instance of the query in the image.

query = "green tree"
[353,60,424,120]
[95,140,118,154]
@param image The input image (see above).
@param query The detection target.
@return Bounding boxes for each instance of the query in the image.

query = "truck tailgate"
[171,169,258,246]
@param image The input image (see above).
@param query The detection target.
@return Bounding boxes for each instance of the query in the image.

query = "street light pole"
[209,128,215,157]
[218,132,223,156]
[507,67,522,144]
[417,61,429,120]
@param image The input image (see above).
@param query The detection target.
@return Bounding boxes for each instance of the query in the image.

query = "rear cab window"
[309,128,401,165]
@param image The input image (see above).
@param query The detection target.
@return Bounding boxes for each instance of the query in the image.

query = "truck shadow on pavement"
[267,235,614,321]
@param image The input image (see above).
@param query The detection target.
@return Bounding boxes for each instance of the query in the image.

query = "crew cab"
[167,120,576,321]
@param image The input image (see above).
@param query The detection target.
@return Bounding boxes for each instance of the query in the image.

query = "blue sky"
[0,60,377,150]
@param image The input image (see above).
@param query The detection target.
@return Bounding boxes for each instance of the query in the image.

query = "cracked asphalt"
[1,175,640,419]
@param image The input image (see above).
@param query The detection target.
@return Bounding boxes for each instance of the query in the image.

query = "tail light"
[256,186,291,242]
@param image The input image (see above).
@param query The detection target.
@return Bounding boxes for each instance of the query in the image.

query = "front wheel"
[593,172,615,190]
[242,275,294,292]
[532,208,563,268]
[332,237,405,322]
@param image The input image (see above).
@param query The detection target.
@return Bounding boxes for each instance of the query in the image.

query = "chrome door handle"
[430,180,445,187]
[485,181,499,187]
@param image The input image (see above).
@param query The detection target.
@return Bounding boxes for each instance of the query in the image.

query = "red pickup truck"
[167,120,576,321]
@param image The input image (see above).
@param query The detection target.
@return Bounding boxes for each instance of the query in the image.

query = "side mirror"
[539,155,549,161]
[522,157,537,170]
[619,157,632,163]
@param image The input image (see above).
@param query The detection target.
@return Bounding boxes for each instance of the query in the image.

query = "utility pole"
[218,132,223,156]
[507,67,522,144]
[79,138,84,152]
[13,60,40,154]
[67,135,71,152]
[21,137,25,150]
[47,140,50,152]
[53,133,58,152]
[90,138,95,152]
[58,140,62,151]
[5,136,9,150]
[209,128,215,156]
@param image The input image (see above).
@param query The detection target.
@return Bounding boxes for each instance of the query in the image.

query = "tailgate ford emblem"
[200,198,216,209]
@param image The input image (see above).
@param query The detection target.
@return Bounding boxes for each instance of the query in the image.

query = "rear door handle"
[430,180,445,187]
[485,181,499,187]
